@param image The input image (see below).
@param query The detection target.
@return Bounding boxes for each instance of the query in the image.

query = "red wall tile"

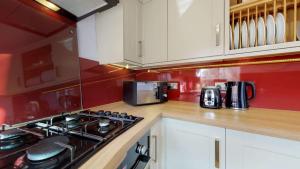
[0,1,80,125]
[79,58,135,108]
[136,56,300,111]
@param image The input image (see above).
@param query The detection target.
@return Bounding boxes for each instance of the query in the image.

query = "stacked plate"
[229,12,286,49]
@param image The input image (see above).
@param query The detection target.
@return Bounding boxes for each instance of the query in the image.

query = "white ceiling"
[50,0,108,17]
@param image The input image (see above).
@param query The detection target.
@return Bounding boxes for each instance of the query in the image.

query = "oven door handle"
[130,155,150,169]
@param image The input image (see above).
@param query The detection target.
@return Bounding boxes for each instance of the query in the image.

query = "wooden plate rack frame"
[230,0,300,50]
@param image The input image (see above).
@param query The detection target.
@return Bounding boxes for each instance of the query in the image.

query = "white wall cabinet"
[96,0,142,66]
[167,0,225,62]
[77,0,142,67]
[150,119,162,169]
[162,118,225,169]
[77,15,99,62]
[226,129,300,169]
[141,0,167,64]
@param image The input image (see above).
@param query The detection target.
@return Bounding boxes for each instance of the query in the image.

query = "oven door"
[130,155,150,169]
[118,132,150,169]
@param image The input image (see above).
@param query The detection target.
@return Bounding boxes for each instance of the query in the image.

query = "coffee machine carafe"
[225,81,256,110]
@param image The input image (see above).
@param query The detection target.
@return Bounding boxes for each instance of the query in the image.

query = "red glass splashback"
[79,58,135,109]
[136,56,300,111]
[0,0,81,125]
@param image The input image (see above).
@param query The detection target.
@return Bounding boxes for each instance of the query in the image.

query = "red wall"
[0,1,81,125]
[79,58,135,108]
[136,55,300,111]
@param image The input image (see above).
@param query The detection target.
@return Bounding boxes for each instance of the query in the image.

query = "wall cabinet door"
[168,0,224,61]
[226,130,300,169]
[141,0,167,64]
[163,118,225,169]
[150,119,162,169]
[95,0,142,66]
[123,0,142,64]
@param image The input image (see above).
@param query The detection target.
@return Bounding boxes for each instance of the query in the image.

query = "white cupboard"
[141,0,167,64]
[167,0,225,62]
[96,0,142,66]
[226,129,300,169]
[77,15,99,62]
[162,118,225,169]
[77,0,142,67]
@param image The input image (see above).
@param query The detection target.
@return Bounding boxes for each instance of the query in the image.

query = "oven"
[118,132,150,169]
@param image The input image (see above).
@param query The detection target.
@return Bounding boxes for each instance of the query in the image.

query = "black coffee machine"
[225,81,256,110]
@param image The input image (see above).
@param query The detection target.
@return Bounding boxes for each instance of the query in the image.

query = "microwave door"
[136,83,160,105]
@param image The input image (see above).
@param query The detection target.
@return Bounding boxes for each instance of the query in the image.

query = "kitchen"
[1,0,300,169]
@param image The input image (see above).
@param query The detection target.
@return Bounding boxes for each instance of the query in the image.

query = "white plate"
[229,25,233,49]
[241,20,248,48]
[266,15,275,45]
[297,21,300,40]
[234,22,240,49]
[249,18,256,47]
[275,12,286,43]
[257,17,266,46]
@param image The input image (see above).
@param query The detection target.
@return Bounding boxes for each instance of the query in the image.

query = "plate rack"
[230,0,300,50]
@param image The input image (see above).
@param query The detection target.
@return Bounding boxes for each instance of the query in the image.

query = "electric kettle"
[225,81,256,110]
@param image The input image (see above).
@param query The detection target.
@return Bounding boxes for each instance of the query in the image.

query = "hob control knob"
[112,112,119,117]
[128,115,134,120]
[136,143,147,155]
[105,111,111,116]
[120,113,127,118]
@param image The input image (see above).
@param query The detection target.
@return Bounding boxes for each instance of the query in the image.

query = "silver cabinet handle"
[216,24,220,46]
[215,138,220,169]
[152,135,157,162]
[138,41,143,57]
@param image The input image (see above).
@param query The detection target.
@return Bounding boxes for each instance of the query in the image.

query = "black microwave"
[123,81,168,106]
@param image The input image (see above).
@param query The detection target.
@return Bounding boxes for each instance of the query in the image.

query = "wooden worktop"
[80,101,300,169]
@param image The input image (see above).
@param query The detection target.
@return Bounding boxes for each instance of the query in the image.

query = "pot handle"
[246,82,256,100]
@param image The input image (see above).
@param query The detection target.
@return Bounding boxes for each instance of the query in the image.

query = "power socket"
[215,82,226,91]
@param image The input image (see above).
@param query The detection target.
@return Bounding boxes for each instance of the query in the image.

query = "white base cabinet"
[150,119,162,169]
[162,118,225,169]
[226,129,300,169]
[149,119,300,169]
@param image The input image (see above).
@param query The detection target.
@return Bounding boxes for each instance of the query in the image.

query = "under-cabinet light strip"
[149,57,300,72]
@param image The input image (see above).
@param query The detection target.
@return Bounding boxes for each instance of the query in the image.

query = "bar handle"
[138,41,143,57]
[216,24,220,46]
[152,135,157,162]
[215,138,220,169]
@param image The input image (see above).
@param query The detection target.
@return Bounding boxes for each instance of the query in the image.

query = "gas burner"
[0,129,28,150]
[1,110,143,169]
[98,125,111,134]
[0,129,26,140]
[65,115,80,123]
[98,119,110,127]
[14,136,72,169]
[27,136,69,161]
[14,152,69,169]
[0,137,24,151]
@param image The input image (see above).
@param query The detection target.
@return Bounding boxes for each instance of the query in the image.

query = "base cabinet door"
[163,118,225,169]
[150,119,162,169]
[226,130,300,169]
